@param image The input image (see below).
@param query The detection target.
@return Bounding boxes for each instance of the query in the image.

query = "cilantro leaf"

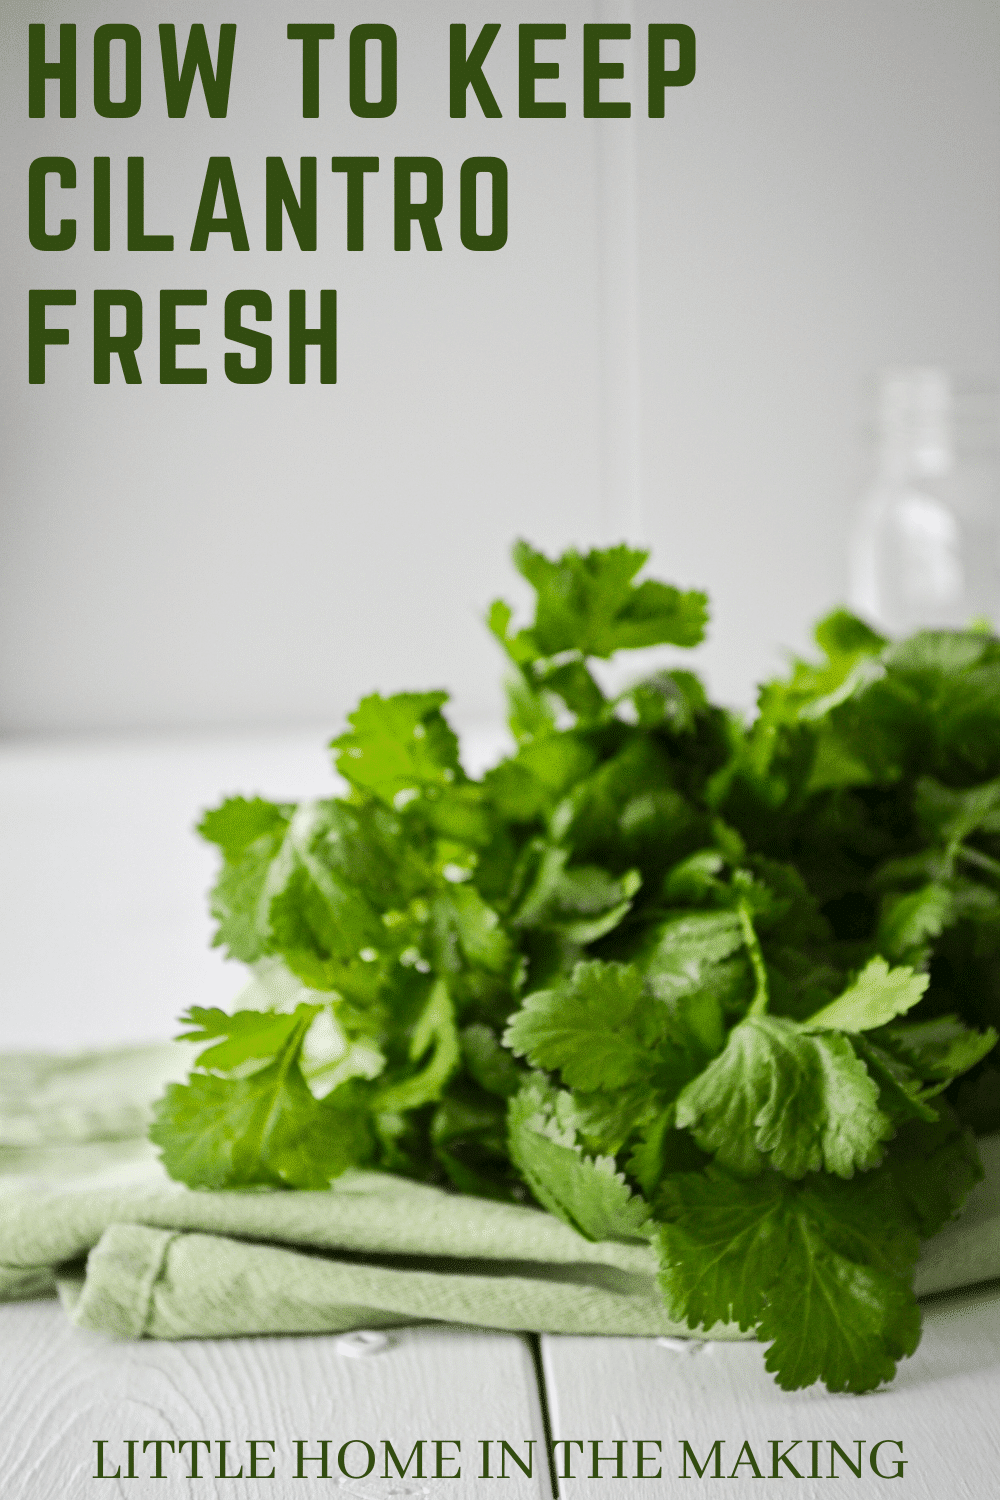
[176,1005,306,1073]
[198,796,293,859]
[558,737,700,875]
[804,956,928,1032]
[483,736,597,823]
[813,608,888,661]
[331,691,462,807]
[431,885,514,976]
[914,774,1000,844]
[202,803,293,962]
[268,860,381,977]
[507,1077,651,1242]
[492,541,707,662]
[877,884,956,962]
[569,1083,664,1157]
[756,1233,920,1393]
[848,1036,940,1124]
[653,1170,785,1331]
[503,962,670,1091]
[628,669,708,733]
[662,849,727,903]
[878,1014,999,1083]
[512,846,642,943]
[150,1069,373,1189]
[150,1004,373,1189]
[886,629,992,679]
[654,1168,921,1393]
[638,910,746,1001]
[632,908,753,1052]
[883,1106,984,1240]
[674,1014,892,1179]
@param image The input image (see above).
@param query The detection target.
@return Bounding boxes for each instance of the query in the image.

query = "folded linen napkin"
[2,1045,998,1342]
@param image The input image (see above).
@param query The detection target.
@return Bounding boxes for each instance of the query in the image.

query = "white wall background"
[1,0,998,738]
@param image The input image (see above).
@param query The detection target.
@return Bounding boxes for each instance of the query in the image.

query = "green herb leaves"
[496,541,708,662]
[669,958,931,1181]
[654,1167,922,1393]
[154,540,999,1398]
[508,1077,652,1243]
[149,1004,374,1189]
[331,691,463,807]
[654,1110,981,1393]
[805,956,928,1031]
[674,1015,891,1179]
[505,962,666,1092]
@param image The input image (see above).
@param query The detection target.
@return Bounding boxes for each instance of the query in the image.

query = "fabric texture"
[2,1044,998,1342]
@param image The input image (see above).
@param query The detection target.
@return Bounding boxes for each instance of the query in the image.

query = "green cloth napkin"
[2,1045,998,1343]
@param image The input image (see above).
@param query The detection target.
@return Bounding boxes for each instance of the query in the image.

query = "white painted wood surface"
[542,1281,1000,1498]
[0,1305,549,1500]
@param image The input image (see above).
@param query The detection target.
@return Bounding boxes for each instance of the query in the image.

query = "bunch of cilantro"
[151,541,999,1396]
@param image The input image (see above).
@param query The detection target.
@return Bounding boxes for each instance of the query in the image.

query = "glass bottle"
[850,368,1000,634]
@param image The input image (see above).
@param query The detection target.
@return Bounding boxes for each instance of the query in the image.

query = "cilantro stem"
[956,844,1000,881]
[258,1010,315,1156]
[739,899,770,1016]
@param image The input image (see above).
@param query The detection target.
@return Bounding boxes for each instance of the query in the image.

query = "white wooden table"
[2,733,999,1499]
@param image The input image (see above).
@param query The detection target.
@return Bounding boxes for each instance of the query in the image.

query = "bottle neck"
[875,367,952,482]
[874,367,998,483]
